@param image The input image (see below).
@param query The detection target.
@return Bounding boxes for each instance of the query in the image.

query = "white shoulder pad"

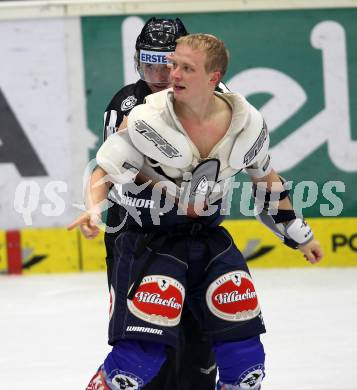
[96,130,144,184]
[229,104,271,177]
[143,88,168,109]
[127,103,193,169]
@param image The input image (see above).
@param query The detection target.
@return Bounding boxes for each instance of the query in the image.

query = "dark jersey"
[103,80,152,259]
[103,79,152,141]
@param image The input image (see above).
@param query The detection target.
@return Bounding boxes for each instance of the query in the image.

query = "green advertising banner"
[82,9,357,219]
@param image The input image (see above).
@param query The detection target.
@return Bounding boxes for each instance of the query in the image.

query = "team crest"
[239,364,265,389]
[193,175,209,195]
[109,370,143,390]
[127,275,185,327]
[121,95,137,111]
[206,271,260,321]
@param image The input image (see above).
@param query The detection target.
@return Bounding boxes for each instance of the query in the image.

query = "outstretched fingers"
[67,213,90,231]
[67,212,101,239]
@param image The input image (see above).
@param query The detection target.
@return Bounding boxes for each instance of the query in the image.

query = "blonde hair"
[176,33,229,79]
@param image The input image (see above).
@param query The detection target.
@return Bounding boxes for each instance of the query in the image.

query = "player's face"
[168,44,214,101]
[140,63,171,93]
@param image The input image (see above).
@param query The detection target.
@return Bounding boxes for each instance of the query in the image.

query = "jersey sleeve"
[103,95,127,141]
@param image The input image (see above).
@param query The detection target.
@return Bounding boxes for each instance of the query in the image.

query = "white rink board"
[0,268,356,390]
[0,17,96,229]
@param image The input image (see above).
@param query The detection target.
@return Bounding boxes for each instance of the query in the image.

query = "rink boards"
[1,217,356,274]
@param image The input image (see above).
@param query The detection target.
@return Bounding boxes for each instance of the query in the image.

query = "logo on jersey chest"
[193,175,209,195]
[206,271,260,321]
[127,275,184,327]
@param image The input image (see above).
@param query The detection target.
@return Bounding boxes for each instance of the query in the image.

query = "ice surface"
[1,268,356,390]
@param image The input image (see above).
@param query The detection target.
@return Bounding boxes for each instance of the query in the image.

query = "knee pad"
[97,340,166,389]
[214,336,265,390]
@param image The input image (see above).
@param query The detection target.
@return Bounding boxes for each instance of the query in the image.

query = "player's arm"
[68,126,144,236]
[250,169,323,263]
[68,101,131,237]
[239,106,323,264]
[67,167,111,238]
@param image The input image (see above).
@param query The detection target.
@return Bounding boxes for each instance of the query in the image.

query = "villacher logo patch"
[127,275,185,327]
[206,271,260,321]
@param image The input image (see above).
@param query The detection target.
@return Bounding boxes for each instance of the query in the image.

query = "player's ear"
[210,71,221,86]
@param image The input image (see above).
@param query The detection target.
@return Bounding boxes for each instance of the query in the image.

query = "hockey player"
[79,18,217,390]
[72,34,323,390]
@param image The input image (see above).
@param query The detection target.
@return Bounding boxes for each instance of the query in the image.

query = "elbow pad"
[253,178,314,248]
[96,131,144,184]
[256,209,314,249]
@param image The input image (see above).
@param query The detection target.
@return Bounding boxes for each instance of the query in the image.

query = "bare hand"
[67,212,101,239]
[298,239,323,264]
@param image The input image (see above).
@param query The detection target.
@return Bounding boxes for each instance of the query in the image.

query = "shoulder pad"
[127,103,193,169]
[229,104,269,169]
[96,130,144,184]
[216,92,250,135]
[144,89,170,109]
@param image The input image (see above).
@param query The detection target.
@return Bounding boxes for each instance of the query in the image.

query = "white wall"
[0,17,96,229]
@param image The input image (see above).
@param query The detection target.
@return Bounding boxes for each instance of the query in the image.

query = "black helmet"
[136,17,188,52]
